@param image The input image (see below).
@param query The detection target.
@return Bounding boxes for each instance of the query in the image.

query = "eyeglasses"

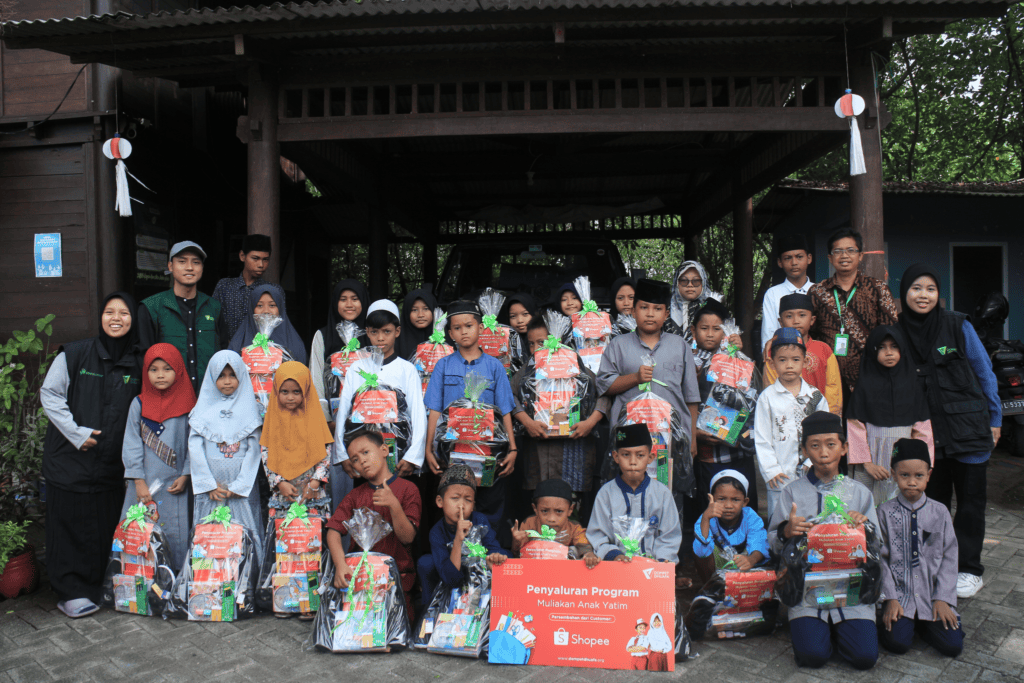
[678,278,703,287]
[830,247,861,256]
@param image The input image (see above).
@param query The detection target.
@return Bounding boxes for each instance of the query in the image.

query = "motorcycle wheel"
[1001,423,1024,458]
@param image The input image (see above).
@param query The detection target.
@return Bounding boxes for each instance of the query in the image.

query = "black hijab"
[848,325,930,427]
[99,291,141,362]
[609,276,637,322]
[499,292,540,365]
[320,279,370,358]
[898,263,944,365]
[397,288,438,360]
[228,284,307,364]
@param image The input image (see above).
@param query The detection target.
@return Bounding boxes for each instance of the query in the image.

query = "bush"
[0,520,29,571]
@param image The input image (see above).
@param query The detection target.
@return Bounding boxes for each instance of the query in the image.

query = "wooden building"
[1,0,1012,345]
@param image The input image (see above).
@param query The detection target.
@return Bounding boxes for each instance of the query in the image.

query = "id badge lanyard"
[833,287,856,357]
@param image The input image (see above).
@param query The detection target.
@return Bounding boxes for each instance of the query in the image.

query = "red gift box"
[448,406,495,441]
[719,571,777,614]
[113,520,153,556]
[807,523,867,571]
[274,517,323,555]
[533,348,580,379]
[520,540,568,560]
[709,354,755,391]
[242,344,284,376]
[351,389,399,425]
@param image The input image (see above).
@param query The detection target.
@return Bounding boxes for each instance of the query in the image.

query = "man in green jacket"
[139,241,227,393]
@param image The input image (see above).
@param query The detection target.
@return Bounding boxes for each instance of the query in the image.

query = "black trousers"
[927,456,987,577]
[45,485,122,603]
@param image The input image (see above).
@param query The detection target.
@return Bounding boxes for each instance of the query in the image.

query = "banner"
[489,559,676,671]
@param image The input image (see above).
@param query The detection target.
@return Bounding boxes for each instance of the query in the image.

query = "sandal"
[58,598,100,619]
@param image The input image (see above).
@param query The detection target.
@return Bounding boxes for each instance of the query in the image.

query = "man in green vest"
[139,241,227,393]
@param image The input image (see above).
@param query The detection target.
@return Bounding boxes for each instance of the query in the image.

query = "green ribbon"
[526,525,557,542]
[822,493,855,525]
[638,379,669,392]
[247,332,270,355]
[343,336,361,353]
[615,534,642,559]
[726,343,739,357]
[428,328,446,345]
[282,502,311,528]
[581,300,600,316]
[464,541,487,559]
[541,334,563,357]
[356,369,380,393]
[338,550,376,630]
[482,314,499,332]
[121,503,148,530]
[202,505,233,530]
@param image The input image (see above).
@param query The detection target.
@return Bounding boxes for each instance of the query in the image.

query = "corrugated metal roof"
[2,0,1009,38]
[776,177,1024,196]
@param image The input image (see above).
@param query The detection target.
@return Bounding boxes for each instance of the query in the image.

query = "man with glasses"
[808,227,898,409]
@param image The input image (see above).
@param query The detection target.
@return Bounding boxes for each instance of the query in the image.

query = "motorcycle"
[973,292,1024,457]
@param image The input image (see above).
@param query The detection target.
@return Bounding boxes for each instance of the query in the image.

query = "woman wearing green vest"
[40,292,144,618]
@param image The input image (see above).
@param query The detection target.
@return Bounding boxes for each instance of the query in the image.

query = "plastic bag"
[775,477,882,610]
[686,567,778,640]
[412,524,493,657]
[613,313,637,336]
[477,288,513,371]
[570,275,613,373]
[241,314,295,416]
[674,605,694,661]
[342,347,411,473]
[516,311,597,437]
[101,501,177,616]
[696,320,760,446]
[434,371,509,486]
[519,524,572,560]
[412,308,453,395]
[613,515,653,560]
[602,355,694,501]
[309,508,411,653]
[164,505,260,621]
[255,502,327,615]
[325,321,370,418]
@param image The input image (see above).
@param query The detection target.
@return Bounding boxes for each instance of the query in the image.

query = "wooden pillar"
[368,208,388,300]
[422,239,438,291]
[733,196,754,349]
[247,65,281,281]
[684,232,699,262]
[849,50,885,282]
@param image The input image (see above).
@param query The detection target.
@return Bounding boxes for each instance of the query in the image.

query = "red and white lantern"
[834,89,867,177]
[102,134,136,217]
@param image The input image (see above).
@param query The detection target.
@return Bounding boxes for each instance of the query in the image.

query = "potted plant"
[0,315,56,599]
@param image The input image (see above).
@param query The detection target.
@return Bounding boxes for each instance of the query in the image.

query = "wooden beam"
[247,65,282,281]
[733,194,755,348]
[849,50,886,282]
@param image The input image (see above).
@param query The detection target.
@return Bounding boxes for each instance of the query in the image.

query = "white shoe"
[956,573,983,598]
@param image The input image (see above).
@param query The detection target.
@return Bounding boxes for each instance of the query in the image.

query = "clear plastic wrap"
[613,515,653,560]
[309,508,411,653]
[516,311,597,437]
[101,501,177,616]
[412,524,493,657]
[613,313,637,336]
[164,505,260,621]
[775,477,882,610]
[601,355,694,500]
[570,275,613,374]
[241,314,295,416]
[685,549,778,641]
[696,320,760,446]
[256,502,326,615]
[325,321,371,418]
[674,606,694,661]
[412,308,453,395]
[342,347,411,473]
[477,288,513,371]
[433,371,509,486]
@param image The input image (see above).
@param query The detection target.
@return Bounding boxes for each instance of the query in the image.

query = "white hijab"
[189,350,262,444]
[647,612,673,652]
[669,260,723,330]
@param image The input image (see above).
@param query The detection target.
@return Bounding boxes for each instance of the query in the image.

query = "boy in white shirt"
[761,234,814,347]
[333,300,427,480]
[753,327,829,521]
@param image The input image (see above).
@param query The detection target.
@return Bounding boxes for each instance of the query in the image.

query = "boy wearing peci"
[761,234,814,348]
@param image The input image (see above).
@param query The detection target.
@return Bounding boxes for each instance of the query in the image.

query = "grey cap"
[169,241,207,261]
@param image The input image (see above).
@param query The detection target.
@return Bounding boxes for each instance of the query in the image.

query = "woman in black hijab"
[397,288,438,360]
[609,276,637,324]
[499,292,539,375]
[310,279,370,423]
[896,263,1001,599]
[40,292,144,618]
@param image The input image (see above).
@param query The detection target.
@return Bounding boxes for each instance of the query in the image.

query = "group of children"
[106,252,966,672]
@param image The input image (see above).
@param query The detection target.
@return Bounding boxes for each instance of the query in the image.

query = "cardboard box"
[447,407,495,441]
[350,389,400,425]
[802,569,866,609]
[112,574,153,615]
[807,524,867,570]
[719,571,777,615]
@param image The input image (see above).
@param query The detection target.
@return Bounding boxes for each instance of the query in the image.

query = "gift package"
[325,321,370,418]
[342,347,411,472]
[412,308,453,395]
[517,311,596,438]
[164,505,259,622]
[434,371,509,486]
[696,321,759,445]
[477,288,512,371]
[101,502,176,616]
[687,567,779,640]
[612,515,654,561]
[414,525,494,658]
[570,276,613,374]
[311,508,411,653]
[775,480,882,611]
[612,313,637,336]
[241,314,295,416]
[256,502,324,615]
[519,525,570,560]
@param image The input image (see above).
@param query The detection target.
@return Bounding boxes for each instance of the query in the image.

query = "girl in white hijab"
[669,260,723,343]
[646,612,674,670]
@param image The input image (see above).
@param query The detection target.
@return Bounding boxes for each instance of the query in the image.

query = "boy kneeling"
[588,424,682,563]
[878,438,963,658]
[768,412,878,670]
[511,478,600,567]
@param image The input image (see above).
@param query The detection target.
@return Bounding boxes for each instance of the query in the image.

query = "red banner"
[489,559,676,671]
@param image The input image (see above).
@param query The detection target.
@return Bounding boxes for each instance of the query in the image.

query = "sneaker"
[956,573,984,599]
[57,598,100,619]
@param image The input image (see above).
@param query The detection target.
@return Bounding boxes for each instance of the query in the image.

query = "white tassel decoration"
[102,135,153,217]
[835,90,867,177]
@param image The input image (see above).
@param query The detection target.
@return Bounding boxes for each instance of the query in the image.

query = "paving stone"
[936,659,981,683]
[993,628,1024,665]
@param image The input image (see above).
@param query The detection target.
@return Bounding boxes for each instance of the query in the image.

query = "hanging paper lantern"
[834,89,867,177]
[101,133,154,217]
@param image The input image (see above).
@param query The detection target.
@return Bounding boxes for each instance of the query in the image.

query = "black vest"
[913,311,993,456]
[42,338,143,492]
